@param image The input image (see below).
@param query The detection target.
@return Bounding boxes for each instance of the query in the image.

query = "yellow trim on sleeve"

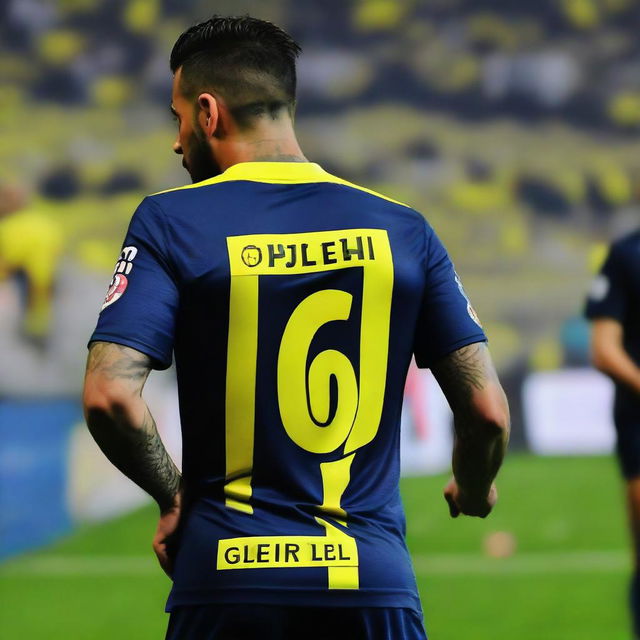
[152,162,410,208]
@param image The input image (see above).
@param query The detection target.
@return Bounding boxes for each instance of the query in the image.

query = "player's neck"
[214,121,307,170]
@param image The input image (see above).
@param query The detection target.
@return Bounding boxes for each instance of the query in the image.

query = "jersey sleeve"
[584,243,628,322]
[413,219,487,368]
[88,197,178,369]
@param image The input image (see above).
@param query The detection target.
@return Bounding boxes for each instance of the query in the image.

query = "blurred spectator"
[40,165,82,201]
[0,183,63,344]
[99,169,144,196]
[2,0,640,387]
[447,159,513,214]
[517,174,572,220]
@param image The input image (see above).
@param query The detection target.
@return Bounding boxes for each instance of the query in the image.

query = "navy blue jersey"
[585,230,640,409]
[89,162,486,613]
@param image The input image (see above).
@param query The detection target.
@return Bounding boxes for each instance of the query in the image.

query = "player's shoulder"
[319,170,427,221]
[130,179,238,232]
[320,173,411,208]
[611,228,640,256]
[143,175,231,210]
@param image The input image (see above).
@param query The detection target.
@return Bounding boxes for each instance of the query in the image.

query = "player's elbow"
[82,377,136,425]
[478,405,510,441]
[463,388,510,440]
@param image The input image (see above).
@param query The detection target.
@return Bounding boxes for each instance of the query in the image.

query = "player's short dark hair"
[170,15,302,127]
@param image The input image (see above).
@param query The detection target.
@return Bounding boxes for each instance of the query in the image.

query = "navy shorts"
[165,603,427,640]
[614,400,640,479]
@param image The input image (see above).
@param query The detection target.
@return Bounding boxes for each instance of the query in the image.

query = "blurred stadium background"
[1,0,639,637]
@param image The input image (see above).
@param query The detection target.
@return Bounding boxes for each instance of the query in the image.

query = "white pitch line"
[411,550,630,575]
[0,555,158,577]
[0,550,630,577]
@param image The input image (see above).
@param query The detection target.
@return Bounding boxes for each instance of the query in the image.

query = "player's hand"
[443,478,497,518]
[153,494,182,579]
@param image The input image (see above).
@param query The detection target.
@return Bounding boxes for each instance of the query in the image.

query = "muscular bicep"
[430,342,508,432]
[83,341,153,407]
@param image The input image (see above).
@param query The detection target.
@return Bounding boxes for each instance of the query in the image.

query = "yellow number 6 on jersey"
[278,289,359,454]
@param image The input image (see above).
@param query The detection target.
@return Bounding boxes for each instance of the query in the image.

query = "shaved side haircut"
[170,15,302,128]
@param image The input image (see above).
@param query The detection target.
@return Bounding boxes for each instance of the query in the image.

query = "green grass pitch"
[0,454,631,639]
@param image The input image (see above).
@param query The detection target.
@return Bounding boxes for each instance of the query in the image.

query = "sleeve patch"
[455,272,482,328]
[588,274,609,302]
[100,245,137,311]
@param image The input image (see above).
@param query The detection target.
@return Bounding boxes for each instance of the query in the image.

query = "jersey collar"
[219,161,329,184]
[153,161,409,208]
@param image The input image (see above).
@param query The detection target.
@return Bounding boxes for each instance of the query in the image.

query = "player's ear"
[197,93,219,138]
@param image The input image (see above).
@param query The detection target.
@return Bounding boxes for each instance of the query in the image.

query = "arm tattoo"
[84,341,181,512]
[432,342,509,494]
[431,342,496,409]
[116,408,181,513]
[87,341,151,386]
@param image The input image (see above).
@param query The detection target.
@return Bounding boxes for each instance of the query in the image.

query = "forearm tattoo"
[85,342,181,512]
[432,342,494,403]
[120,408,181,513]
[432,343,508,488]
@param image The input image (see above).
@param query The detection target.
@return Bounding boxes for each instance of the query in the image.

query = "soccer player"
[586,231,640,639]
[83,16,510,639]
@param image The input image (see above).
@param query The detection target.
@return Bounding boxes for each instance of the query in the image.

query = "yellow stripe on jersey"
[319,456,359,589]
[152,161,410,209]
[319,454,355,523]
[224,274,259,514]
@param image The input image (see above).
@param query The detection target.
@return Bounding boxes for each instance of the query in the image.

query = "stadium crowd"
[2,0,640,434]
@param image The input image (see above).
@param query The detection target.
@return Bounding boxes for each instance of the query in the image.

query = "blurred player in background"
[586,230,640,639]
[0,183,63,344]
[82,15,510,639]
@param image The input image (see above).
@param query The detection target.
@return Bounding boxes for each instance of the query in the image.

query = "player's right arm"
[83,341,182,576]
[591,319,640,394]
[431,342,510,518]
[84,197,181,575]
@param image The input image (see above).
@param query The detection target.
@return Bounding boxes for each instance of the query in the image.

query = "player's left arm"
[432,342,510,518]
[83,340,181,576]
[413,219,509,517]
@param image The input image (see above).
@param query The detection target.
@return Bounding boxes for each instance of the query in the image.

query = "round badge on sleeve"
[588,275,609,302]
[101,274,129,311]
[467,302,482,328]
